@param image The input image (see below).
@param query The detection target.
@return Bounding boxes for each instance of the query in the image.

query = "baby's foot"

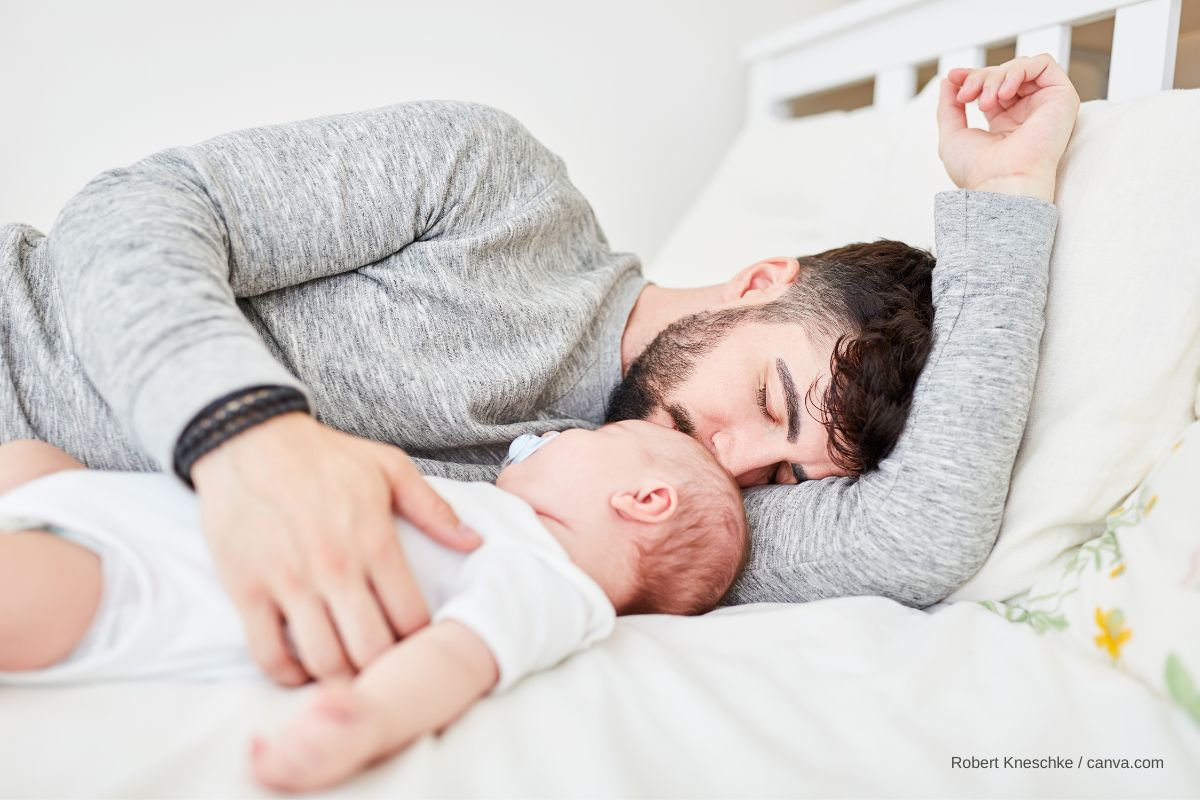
[251,681,383,792]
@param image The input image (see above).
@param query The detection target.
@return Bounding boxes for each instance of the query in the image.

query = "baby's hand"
[250,682,383,792]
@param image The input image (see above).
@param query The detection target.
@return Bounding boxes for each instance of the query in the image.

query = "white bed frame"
[742,0,1182,120]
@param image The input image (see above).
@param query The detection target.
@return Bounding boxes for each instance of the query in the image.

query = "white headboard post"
[1109,0,1182,100]
[937,47,985,77]
[1015,25,1073,70]
[741,0,1184,122]
[873,65,918,108]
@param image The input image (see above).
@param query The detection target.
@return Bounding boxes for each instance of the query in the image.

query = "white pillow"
[981,417,1200,722]
[647,86,1200,603]
[646,81,953,287]
[953,89,1200,600]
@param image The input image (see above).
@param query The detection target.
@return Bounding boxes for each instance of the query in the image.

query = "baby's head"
[496,420,748,616]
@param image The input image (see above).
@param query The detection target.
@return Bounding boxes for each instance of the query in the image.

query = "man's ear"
[610,482,679,525]
[721,257,801,305]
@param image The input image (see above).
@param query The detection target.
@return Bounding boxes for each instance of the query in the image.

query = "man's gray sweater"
[0,101,1057,607]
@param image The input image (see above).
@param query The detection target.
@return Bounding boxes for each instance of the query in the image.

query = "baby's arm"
[252,618,498,793]
[0,440,85,494]
[0,440,99,671]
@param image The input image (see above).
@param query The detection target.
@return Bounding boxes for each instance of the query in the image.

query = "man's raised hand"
[191,412,481,686]
[937,54,1081,202]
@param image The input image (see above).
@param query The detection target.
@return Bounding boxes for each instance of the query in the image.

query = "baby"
[0,420,748,791]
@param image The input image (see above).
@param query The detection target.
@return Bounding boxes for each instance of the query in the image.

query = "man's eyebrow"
[775,357,801,443]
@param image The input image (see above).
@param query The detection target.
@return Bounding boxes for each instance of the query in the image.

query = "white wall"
[0,0,841,264]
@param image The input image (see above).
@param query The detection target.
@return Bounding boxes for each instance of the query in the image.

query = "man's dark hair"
[795,240,935,474]
[606,240,935,477]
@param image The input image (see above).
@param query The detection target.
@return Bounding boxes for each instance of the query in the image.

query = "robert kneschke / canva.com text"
[951,756,1165,770]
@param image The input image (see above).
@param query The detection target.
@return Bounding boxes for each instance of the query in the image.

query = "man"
[0,55,1078,686]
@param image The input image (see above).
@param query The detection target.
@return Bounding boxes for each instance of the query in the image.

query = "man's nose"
[710,430,736,469]
[711,431,773,488]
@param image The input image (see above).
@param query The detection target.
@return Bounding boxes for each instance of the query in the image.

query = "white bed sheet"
[2,597,1197,798]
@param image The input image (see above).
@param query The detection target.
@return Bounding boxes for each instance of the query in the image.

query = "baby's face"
[496,420,692,506]
[497,421,743,613]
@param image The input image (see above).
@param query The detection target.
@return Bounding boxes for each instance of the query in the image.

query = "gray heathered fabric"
[728,190,1056,607]
[3,102,644,478]
[0,101,1056,608]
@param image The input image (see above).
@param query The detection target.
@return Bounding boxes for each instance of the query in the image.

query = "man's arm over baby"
[47,101,561,469]
[45,101,553,683]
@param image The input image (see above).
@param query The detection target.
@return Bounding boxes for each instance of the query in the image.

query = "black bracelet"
[173,385,310,487]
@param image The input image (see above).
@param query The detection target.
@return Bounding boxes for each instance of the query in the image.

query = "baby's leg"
[0,440,99,670]
[0,439,85,494]
[252,619,498,792]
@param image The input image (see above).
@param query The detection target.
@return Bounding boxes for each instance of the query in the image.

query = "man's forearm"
[47,151,312,471]
[46,102,551,471]
[863,190,1057,603]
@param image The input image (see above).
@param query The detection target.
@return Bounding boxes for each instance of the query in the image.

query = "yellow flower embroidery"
[1094,607,1132,662]
[1144,495,1158,515]
[1109,563,1125,579]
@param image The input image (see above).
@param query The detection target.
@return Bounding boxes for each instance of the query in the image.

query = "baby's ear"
[610,482,678,524]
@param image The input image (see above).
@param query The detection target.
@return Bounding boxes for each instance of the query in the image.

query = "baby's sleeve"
[432,546,616,692]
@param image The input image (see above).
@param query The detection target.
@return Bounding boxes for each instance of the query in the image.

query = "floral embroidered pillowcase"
[981,417,1200,725]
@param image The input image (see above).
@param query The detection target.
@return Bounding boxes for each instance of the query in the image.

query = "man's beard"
[603,361,661,425]
[604,307,746,427]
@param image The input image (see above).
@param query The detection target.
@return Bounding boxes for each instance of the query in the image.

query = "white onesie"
[0,471,615,690]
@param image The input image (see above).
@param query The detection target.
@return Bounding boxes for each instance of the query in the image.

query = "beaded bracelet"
[173,385,310,487]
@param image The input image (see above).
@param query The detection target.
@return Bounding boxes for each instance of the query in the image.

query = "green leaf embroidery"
[1165,654,1200,725]
[1063,525,1123,578]
[978,601,1069,634]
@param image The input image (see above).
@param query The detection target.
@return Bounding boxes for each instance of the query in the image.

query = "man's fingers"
[996,53,1066,93]
[950,55,1069,115]
[946,67,970,86]
[278,590,354,680]
[956,68,986,103]
[241,601,309,686]
[385,453,481,551]
[937,78,968,140]
[365,526,432,638]
[319,566,397,669]
[998,62,1026,103]
[979,67,1010,112]
[1022,53,1060,87]
[359,506,431,638]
